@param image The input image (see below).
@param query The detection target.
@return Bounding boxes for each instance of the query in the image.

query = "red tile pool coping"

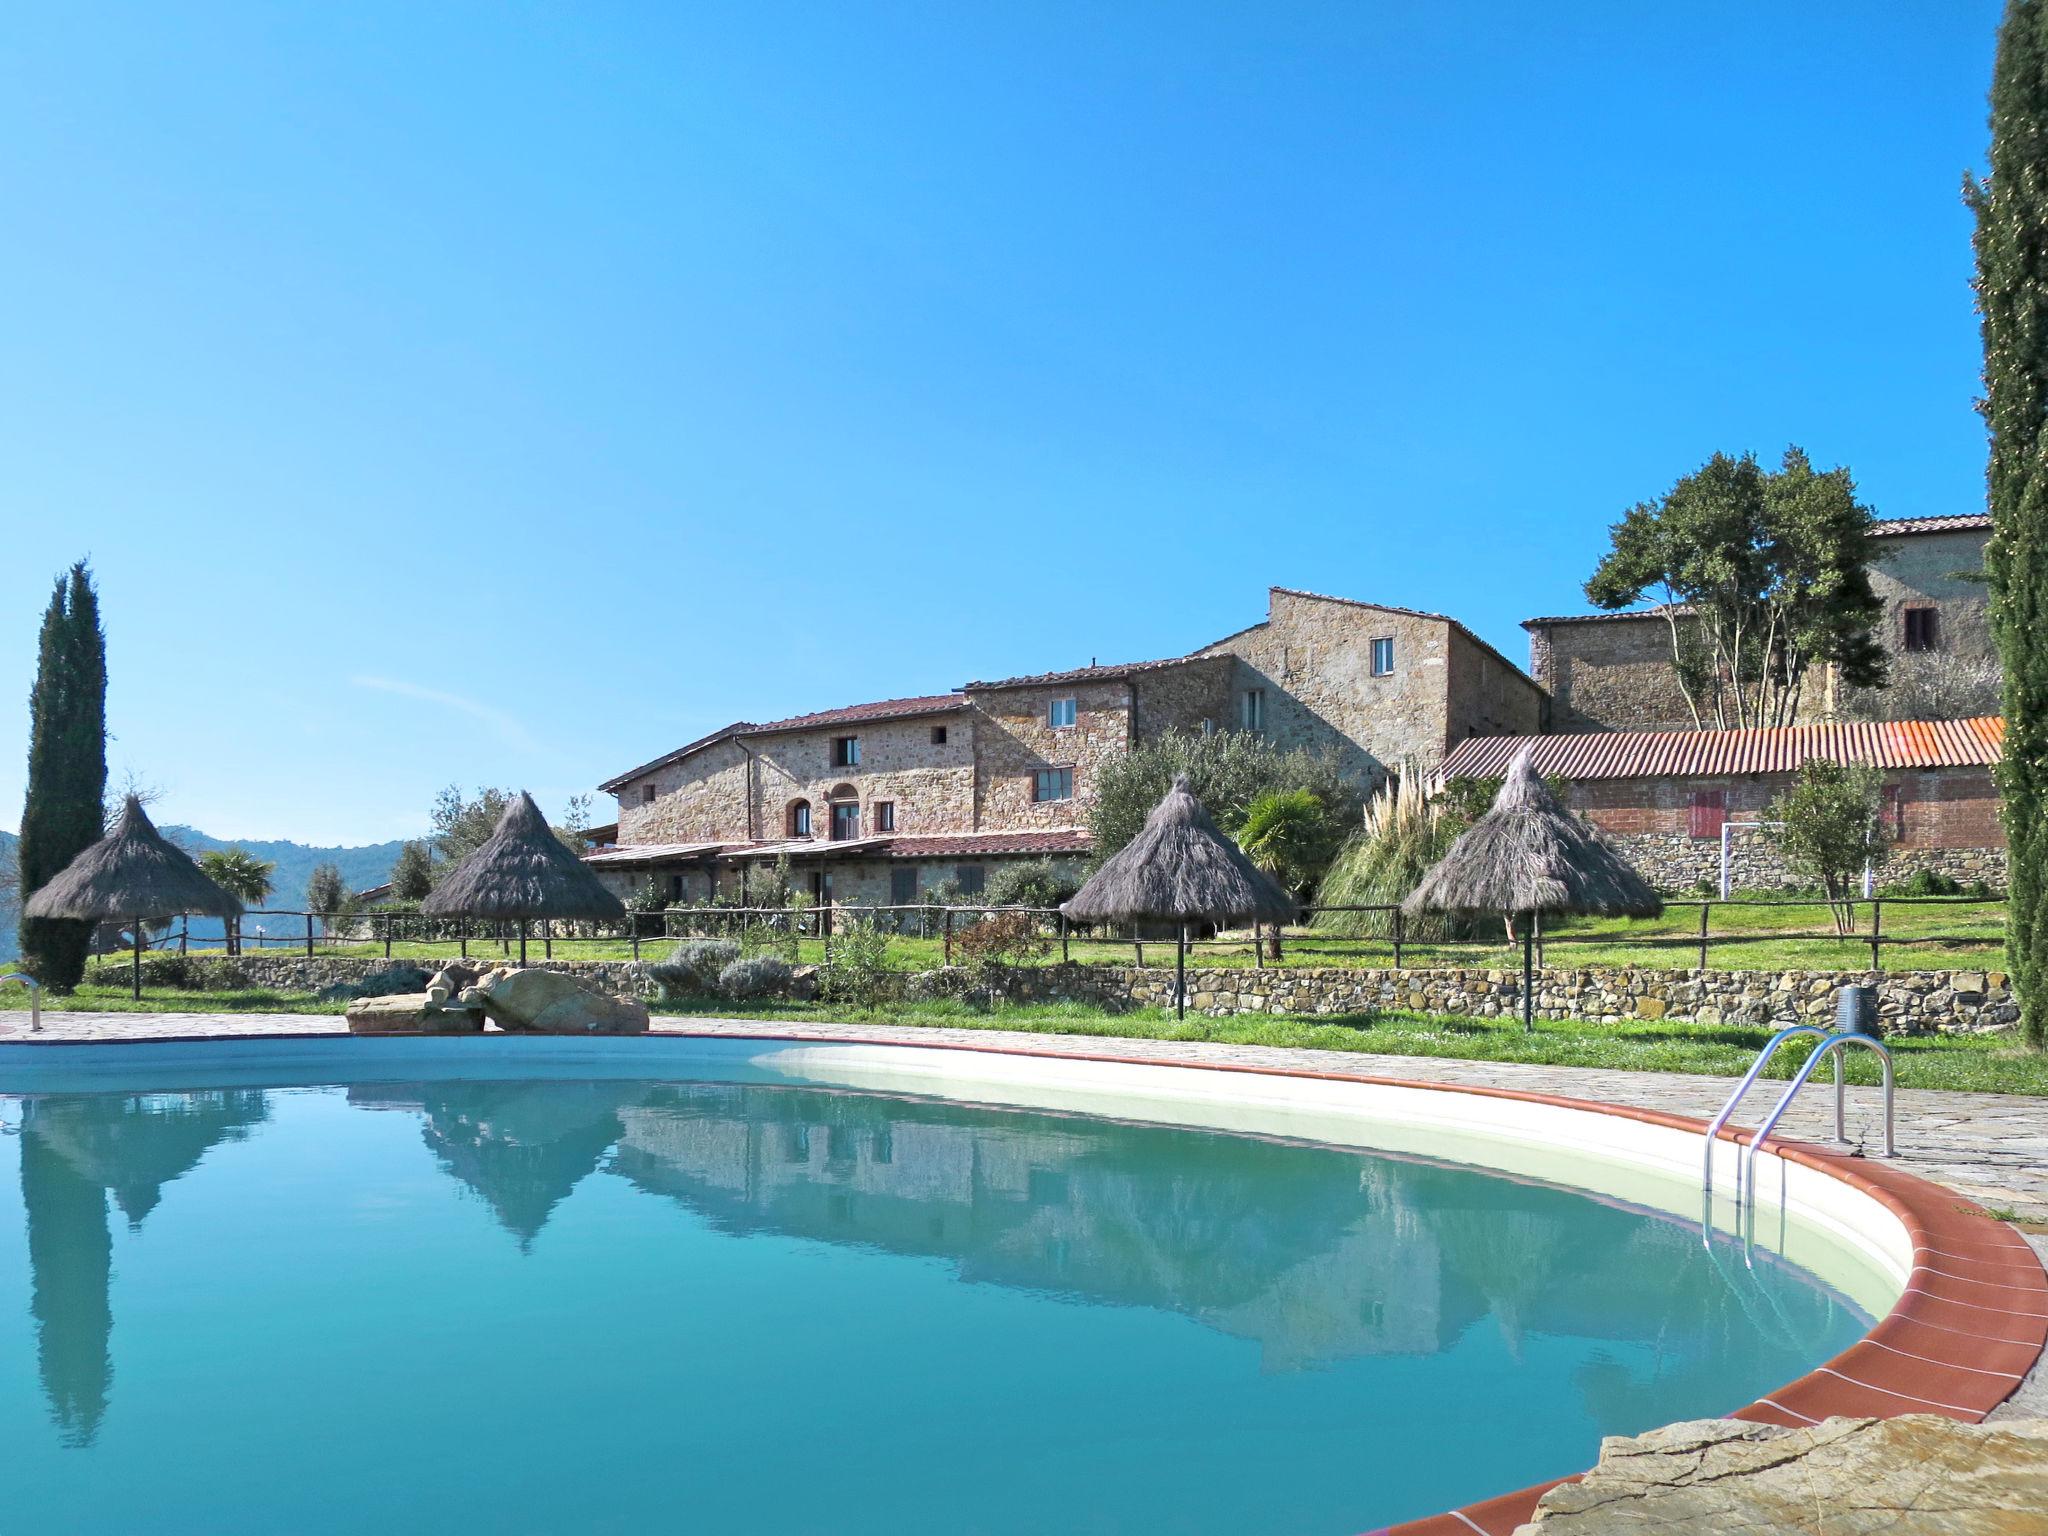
[5,1023,2043,1536]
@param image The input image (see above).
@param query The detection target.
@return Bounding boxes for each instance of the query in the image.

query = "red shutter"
[1687,789,1726,840]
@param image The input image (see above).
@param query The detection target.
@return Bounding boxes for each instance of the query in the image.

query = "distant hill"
[0,825,406,961]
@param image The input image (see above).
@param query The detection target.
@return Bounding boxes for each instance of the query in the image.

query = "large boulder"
[345,994,486,1035]
[1513,1415,2048,1535]
[460,967,650,1035]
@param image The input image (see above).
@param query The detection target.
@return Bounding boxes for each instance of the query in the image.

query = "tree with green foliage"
[1968,0,2048,1048]
[304,862,350,932]
[1087,729,1360,873]
[198,847,275,955]
[1765,760,1889,935]
[388,840,435,902]
[428,785,593,875]
[17,562,107,989]
[983,857,1083,911]
[1586,447,1887,730]
[1236,789,1342,897]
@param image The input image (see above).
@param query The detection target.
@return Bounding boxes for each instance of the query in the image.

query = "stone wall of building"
[1197,588,1537,778]
[616,736,753,845]
[1128,656,1237,743]
[747,712,977,841]
[1524,613,1699,733]
[968,677,1135,832]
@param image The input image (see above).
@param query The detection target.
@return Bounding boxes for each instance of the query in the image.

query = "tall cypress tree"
[17,562,107,991]
[1970,1,2048,1048]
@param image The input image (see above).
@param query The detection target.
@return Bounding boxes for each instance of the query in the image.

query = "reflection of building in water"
[346,1081,652,1250]
[17,1091,269,1446]
[609,1083,1482,1368]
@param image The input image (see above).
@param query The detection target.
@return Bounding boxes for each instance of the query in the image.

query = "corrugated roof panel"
[1438,717,2003,782]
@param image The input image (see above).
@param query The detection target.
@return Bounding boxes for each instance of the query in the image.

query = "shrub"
[1766,759,1889,934]
[821,919,892,1007]
[1087,728,1361,868]
[1316,775,1470,939]
[717,955,794,1000]
[1886,868,1963,899]
[954,908,1053,970]
[647,939,740,998]
[983,858,1082,912]
[1237,788,1344,897]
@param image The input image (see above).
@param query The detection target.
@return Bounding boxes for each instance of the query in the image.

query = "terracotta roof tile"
[1872,513,1990,537]
[958,657,1199,691]
[1438,717,2005,782]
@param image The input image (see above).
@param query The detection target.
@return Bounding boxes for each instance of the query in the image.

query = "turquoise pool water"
[0,1067,1873,1534]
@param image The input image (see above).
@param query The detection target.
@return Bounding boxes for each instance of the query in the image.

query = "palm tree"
[197,848,274,955]
[1236,789,1335,960]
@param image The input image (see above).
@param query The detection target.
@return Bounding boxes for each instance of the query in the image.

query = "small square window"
[1371,637,1395,676]
[832,735,860,767]
[1048,697,1077,729]
[642,784,657,805]
[1033,767,1075,802]
[1903,608,1939,653]
[874,800,896,832]
[930,724,949,745]
[1238,688,1264,732]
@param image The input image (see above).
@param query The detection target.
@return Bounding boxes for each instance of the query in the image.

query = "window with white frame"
[1238,688,1264,732]
[832,735,860,767]
[1048,697,1077,729]
[1370,637,1395,676]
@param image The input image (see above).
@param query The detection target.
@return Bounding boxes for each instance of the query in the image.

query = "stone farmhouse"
[588,516,2009,904]
[588,587,1541,907]
[1524,514,1994,734]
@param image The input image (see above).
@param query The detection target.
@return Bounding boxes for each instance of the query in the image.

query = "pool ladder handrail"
[1701,1024,1836,1209]
[1739,1030,1894,1209]
[1,971,40,1032]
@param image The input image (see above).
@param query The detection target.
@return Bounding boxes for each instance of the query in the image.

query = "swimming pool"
[0,1036,1924,1534]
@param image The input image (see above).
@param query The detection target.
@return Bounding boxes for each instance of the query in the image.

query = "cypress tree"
[17,562,108,991]
[1970,1,2048,1048]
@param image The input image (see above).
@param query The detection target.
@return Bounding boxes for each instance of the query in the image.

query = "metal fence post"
[1392,907,1404,970]
[305,913,314,957]
[384,914,392,960]
[1697,902,1710,971]
[1059,910,1069,964]
[943,907,953,966]
[1870,898,1883,972]
[543,919,553,960]
[460,919,468,960]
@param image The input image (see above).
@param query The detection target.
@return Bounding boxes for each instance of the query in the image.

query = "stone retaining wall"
[1615,830,2008,894]
[971,963,2015,1034]
[94,954,2018,1034]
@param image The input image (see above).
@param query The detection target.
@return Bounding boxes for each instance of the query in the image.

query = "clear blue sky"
[0,2,2004,846]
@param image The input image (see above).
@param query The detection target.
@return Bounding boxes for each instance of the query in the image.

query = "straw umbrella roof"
[420,792,626,922]
[1063,776,1298,925]
[22,797,243,922]
[1404,753,1661,920]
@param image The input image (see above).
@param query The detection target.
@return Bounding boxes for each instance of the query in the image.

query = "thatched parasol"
[1405,751,1660,1030]
[23,797,243,999]
[420,792,625,963]
[1063,775,1298,1018]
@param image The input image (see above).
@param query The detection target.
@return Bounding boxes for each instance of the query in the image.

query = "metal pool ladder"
[1701,1021,1895,1238]
[1,971,40,1032]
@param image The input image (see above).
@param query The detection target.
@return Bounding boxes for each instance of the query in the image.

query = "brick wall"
[1567,765,2006,890]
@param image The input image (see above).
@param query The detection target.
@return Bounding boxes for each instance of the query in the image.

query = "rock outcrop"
[459,967,649,1035]
[344,994,486,1035]
[1514,1415,2048,1535]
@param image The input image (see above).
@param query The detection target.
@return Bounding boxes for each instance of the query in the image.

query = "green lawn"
[12,983,2040,1095]
[641,996,2048,1095]
[204,895,2006,974]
